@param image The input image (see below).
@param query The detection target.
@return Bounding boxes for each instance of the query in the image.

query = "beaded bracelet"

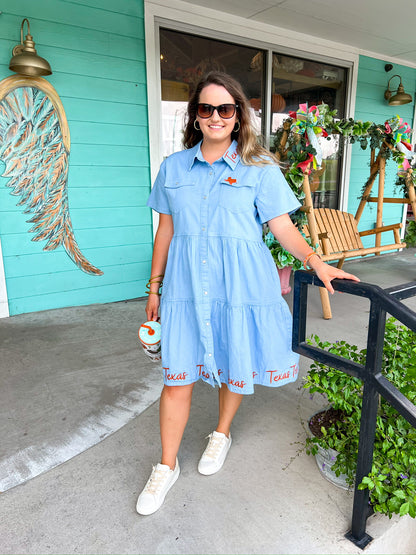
[303,251,321,270]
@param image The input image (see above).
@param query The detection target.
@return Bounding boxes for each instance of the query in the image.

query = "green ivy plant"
[303,318,416,519]
[264,228,307,270]
[404,220,416,247]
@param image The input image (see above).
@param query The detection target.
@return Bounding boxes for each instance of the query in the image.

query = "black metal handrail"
[292,271,416,549]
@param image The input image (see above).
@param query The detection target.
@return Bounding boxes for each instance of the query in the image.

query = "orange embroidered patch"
[224,177,237,185]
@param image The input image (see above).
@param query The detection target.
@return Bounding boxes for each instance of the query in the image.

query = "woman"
[136,71,359,515]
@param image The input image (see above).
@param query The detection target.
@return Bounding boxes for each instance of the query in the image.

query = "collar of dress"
[188,140,240,171]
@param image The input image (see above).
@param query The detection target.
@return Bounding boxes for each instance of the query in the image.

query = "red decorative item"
[297,153,314,173]
[271,94,286,113]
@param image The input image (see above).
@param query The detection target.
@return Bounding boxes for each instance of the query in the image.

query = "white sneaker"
[198,431,232,475]
[136,458,180,515]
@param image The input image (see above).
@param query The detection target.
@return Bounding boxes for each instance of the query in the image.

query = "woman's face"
[196,84,238,148]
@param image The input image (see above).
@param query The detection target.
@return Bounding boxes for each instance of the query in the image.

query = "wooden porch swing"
[302,141,416,318]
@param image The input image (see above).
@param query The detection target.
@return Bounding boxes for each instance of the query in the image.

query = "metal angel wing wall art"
[0,74,103,275]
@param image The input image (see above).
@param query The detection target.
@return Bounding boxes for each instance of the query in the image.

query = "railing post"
[346,303,386,548]
[345,383,379,547]
[292,271,416,548]
[292,272,308,347]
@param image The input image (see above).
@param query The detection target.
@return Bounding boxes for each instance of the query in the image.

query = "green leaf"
[393,489,407,500]
[400,502,410,516]
[388,497,402,513]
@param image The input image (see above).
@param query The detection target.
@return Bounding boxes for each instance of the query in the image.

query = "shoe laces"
[143,465,171,495]
[204,433,227,459]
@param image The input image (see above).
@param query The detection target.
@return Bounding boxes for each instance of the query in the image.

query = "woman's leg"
[137,383,193,515]
[197,384,242,475]
[160,383,195,469]
[216,383,243,437]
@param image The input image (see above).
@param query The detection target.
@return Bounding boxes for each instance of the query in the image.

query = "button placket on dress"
[199,164,218,386]
[148,140,301,393]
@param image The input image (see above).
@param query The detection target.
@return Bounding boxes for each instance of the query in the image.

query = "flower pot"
[314,442,350,490]
[278,266,292,295]
[308,410,351,490]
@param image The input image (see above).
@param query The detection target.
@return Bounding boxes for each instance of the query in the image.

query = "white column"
[0,237,9,318]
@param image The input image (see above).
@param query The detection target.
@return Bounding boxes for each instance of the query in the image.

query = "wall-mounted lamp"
[9,18,52,76]
[384,74,412,106]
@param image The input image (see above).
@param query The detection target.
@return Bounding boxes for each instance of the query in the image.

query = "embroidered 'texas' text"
[164,367,188,381]
[266,369,290,384]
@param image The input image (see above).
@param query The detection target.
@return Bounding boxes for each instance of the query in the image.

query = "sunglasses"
[197,103,238,119]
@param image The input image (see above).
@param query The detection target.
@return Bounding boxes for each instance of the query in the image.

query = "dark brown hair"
[182,71,276,166]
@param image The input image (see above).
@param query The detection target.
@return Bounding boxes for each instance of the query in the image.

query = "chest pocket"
[165,180,197,213]
[219,178,256,213]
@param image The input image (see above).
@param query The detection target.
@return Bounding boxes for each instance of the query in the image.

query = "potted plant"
[263,228,304,294]
[303,317,416,519]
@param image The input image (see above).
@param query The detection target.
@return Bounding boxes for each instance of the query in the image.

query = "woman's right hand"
[146,294,160,321]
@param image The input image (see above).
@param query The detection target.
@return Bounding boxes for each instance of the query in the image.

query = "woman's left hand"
[309,256,360,294]
[266,215,361,294]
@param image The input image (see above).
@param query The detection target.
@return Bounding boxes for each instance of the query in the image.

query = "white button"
[208,353,212,357]
[206,322,210,326]
[209,171,213,175]
[203,291,208,295]
[202,260,206,264]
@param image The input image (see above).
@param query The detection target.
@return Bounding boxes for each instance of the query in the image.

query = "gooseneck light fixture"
[9,18,52,76]
[384,74,412,106]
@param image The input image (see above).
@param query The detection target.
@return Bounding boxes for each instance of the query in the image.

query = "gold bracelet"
[303,251,321,270]
[146,280,163,288]
[146,291,161,296]
[146,274,164,294]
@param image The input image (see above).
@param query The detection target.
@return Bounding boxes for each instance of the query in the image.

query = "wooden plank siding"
[0,0,152,315]
[349,55,416,248]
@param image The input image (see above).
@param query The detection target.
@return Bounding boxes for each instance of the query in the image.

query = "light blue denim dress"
[147,140,301,394]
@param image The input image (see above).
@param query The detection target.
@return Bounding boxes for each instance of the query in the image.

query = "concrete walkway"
[0,249,416,554]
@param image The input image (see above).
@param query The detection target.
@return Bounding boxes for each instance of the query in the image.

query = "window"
[159,28,348,209]
[269,53,347,208]
[159,28,264,157]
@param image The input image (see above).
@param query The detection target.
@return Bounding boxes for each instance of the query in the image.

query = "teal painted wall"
[0,0,152,315]
[350,55,416,247]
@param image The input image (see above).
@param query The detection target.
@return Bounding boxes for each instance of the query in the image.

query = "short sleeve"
[147,160,171,215]
[255,164,301,224]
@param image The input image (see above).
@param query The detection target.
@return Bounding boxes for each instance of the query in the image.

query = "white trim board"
[0,237,9,318]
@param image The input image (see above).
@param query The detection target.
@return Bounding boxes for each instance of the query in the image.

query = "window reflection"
[270,53,347,208]
[160,29,264,158]
[159,29,348,209]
